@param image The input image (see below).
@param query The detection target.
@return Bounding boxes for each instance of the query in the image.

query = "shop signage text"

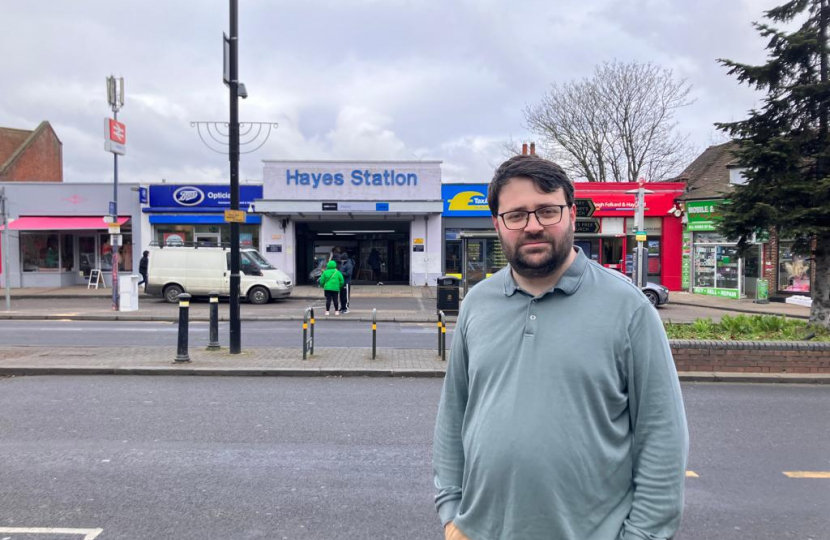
[575,219,600,233]
[286,169,418,189]
[686,200,723,232]
[442,184,490,217]
[149,185,263,209]
[693,287,740,299]
[574,199,596,218]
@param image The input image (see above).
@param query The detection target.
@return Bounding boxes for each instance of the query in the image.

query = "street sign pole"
[228,0,242,354]
[1,188,10,311]
[106,76,125,311]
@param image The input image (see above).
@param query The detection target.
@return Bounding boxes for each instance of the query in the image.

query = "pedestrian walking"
[138,250,149,290]
[433,155,688,540]
[318,259,344,316]
[338,252,354,314]
[367,248,383,285]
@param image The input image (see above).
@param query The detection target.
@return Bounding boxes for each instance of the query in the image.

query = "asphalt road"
[0,377,827,540]
[0,320,452,349]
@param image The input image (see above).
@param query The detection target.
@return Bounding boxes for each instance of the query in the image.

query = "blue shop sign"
[442,184,490,217]
[148,185,263,211]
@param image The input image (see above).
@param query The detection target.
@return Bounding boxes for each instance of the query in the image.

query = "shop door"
[601,238,624,272]
[742,245,761,297]
[79,235,97,277]
[464,239,486,290]
[462,238,506,294]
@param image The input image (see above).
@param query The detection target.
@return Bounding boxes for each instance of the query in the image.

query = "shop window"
[220,225,260,248]
[21,233,59,272]
[445,241,462,276]
[626,238,661,278]
[99,233,133,272]
[158,226,193,246]
[778,242,811,293]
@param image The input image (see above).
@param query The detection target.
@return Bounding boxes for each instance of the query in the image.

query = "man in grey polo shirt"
[433,155,688,540]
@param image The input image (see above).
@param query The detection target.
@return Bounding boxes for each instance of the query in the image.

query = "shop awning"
[1,216,130,231]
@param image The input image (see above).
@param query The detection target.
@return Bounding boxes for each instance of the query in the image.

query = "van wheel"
[249,286,270,305]
[164,284,184,303]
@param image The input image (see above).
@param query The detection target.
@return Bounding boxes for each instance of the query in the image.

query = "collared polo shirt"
[433,247,688,540]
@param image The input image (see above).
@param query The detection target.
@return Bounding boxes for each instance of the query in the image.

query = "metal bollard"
[175,293,192,363]
[207,291,220,350]
[372,308,377,360]
[303,307,315,360]
[437,310,444,356]
[438,310,447,362]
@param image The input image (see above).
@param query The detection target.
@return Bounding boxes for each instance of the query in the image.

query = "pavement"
[0,284,812,322]
[0,285,821,384]
[0,344,826,384]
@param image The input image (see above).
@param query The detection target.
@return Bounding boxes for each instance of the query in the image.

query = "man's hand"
[444,521,471,540]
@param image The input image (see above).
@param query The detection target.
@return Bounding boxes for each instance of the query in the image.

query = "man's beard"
[500,221,574,279]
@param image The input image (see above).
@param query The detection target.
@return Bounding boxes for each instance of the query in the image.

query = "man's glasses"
[498,205,569,230]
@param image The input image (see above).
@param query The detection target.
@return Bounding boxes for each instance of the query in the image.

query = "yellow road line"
[783,471,830,479]
[686,471,699,478]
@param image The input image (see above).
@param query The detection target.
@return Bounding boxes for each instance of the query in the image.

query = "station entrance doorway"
[295,221,411,285]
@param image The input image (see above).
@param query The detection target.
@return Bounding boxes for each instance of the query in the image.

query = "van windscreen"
[245,250,275,269]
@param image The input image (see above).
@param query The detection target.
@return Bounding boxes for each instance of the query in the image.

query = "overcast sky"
[1,0,782,185]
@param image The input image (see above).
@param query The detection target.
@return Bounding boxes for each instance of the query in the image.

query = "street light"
[625,180,654,288]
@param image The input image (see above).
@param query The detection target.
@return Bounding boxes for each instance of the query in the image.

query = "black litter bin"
[437,275,460,314]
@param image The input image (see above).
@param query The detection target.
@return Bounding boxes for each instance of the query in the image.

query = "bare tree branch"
[525,60,695,182]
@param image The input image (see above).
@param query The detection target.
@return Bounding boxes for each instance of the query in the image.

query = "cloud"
[0,0,793,186]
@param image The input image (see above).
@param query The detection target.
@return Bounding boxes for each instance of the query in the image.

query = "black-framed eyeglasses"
[498,205,569,230]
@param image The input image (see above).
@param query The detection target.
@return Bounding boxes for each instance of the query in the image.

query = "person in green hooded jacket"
[319,259,345,315]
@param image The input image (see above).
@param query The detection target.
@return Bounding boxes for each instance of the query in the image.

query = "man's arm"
[623,302,689,540]
[433,317,469,526]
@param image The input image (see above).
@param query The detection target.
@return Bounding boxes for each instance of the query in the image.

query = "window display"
[693,245,716,288]
[21,233,59,272]
[716,246,740,289]
[778,242,811,293]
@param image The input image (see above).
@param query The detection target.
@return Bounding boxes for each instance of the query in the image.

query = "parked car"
[146,246,293,304]
[619,273,669,306]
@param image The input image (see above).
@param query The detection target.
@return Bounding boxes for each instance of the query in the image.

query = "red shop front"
[572,183,685,291]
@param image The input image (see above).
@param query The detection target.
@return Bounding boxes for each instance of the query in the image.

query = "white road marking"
[0,528,103,540]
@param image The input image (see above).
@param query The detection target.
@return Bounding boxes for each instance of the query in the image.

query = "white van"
[145,246,293,304]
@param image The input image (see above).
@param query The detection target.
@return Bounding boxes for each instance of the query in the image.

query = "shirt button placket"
[526,299,538,336]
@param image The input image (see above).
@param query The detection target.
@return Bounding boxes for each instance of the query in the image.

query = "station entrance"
[295,220,410,285]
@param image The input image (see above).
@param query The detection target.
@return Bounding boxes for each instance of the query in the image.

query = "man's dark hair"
[143,250,149,257]
[487,155,574,217]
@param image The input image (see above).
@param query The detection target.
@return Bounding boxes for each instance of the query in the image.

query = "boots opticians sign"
[149,185,263,209]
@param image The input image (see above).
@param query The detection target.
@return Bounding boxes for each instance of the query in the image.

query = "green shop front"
[683,199,764,299]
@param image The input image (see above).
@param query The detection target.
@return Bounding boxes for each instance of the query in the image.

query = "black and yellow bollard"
[207,291,220,351]
[371,308,377,360]
[438,310,447,362]
[175,293,192,363]
[303,307,315,360]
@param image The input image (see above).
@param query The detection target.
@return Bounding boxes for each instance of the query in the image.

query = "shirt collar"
[502,245,589,297]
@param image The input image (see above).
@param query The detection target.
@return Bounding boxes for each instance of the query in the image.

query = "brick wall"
[0,124,62,182]
[671,340,830,373]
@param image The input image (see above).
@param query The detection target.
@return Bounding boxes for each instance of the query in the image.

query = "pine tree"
[716,0,830,328]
